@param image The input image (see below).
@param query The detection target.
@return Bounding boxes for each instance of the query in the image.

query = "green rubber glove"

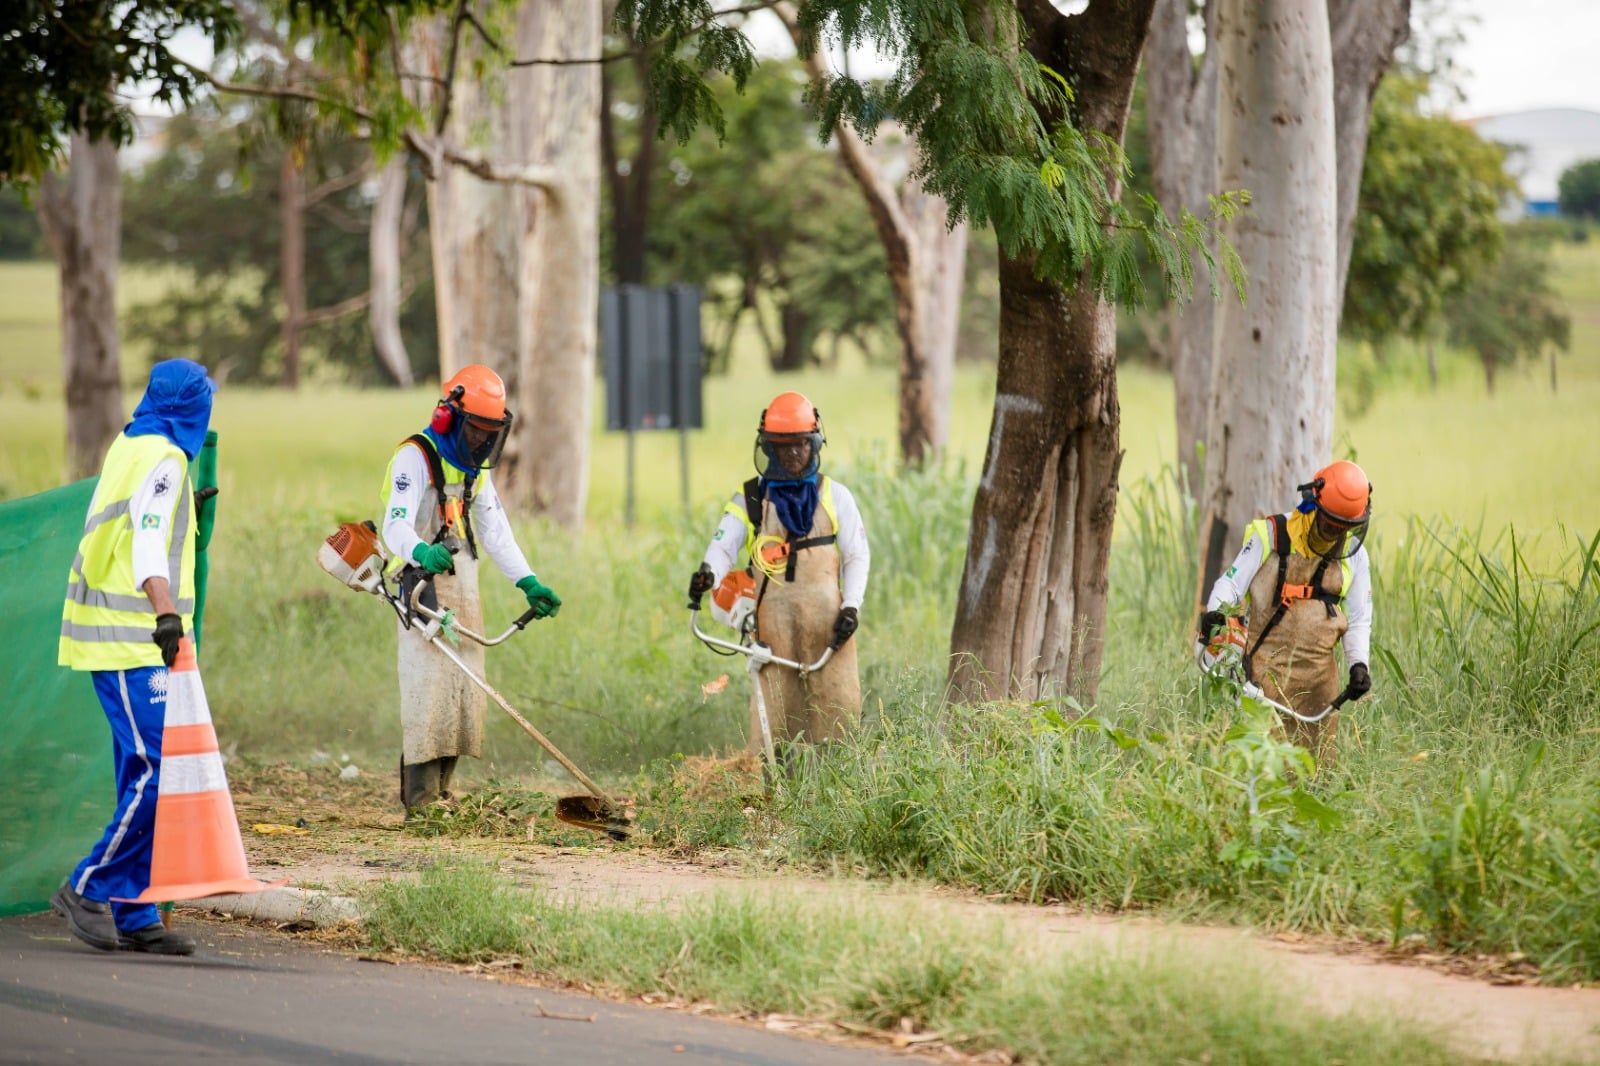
[516,574,562,619]
[411,541,455,575]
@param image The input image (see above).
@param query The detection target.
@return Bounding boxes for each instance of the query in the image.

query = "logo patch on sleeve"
[390,507,407,520]
[1225,565,1237,578]
[394,472,411,493]
[713,529,725,541]
[140,514,162,529]
[153,474,171,496]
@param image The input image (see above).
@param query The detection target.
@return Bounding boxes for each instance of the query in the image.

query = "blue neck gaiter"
[764,477,819,538]
[423,425,477,476]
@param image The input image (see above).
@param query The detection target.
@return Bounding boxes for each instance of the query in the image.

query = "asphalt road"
[0,912,900,1066]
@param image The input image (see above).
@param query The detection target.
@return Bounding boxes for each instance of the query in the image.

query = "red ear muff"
[429,385,466,434]
[430,402,454,434]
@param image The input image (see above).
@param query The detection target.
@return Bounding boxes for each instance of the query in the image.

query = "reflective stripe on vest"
[721,476,839,560]
[59,435,195,671]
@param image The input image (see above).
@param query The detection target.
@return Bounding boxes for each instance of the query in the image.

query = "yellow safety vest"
[721,476,839,561]
[59,434,195,671]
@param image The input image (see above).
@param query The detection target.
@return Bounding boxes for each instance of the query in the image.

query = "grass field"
[4,247,1598,988]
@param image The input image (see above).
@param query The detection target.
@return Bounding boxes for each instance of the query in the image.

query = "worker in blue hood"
[54,358,218,957]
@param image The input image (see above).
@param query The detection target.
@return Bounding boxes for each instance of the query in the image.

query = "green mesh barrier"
[0,478,112,915]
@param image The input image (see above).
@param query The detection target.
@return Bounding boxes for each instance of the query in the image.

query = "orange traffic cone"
[115,637,285,903]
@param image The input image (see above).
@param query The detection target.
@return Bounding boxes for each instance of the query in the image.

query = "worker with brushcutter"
[686,391,871,755]
[53,358,218,956]
[380,365,561,816]
[1198,460,1375,763]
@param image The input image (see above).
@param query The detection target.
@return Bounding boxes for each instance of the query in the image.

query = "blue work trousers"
[69,666,166,932]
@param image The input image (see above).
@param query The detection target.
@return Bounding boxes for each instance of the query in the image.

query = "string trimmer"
[1193,634,1353,724]
[318,521,631,840]
[689,605,838,770]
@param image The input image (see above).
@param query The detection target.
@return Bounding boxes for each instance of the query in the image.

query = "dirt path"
[227,765,1600,1065]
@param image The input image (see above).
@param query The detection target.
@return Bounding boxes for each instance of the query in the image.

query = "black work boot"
[118,923,197,956]
[50,885,119,951]
[401,759,443,820]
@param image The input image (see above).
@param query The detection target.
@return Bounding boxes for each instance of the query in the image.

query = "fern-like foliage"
[617,0,1245,307]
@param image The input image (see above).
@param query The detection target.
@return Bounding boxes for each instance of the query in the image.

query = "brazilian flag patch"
[140,514,162,529]
[390,507,407,520]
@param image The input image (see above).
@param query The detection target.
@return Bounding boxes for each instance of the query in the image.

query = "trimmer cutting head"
[555,795,632,841]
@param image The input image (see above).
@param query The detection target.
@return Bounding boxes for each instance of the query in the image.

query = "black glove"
[1198,610,1227,638]
[832,606,859,646]
[152,613,184,669]
[687,562,714,609]
[1346,662,1372,701]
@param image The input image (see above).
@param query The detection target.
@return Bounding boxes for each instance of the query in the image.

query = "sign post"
[600,285,704,527]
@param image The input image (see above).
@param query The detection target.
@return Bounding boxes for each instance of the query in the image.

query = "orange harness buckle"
[1279,582,1315,606]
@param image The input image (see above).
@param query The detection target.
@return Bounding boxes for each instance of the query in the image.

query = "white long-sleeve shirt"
[700,479,870,609]
[130,456,188,592]
[1206,520,1372,667]
[381,444,535,584]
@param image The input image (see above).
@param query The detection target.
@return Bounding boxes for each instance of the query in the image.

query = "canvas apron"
[1245,538,1347,761]
[396,469,487,765]
[750,493,861,750]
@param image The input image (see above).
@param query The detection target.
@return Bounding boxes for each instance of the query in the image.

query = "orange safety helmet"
[754,392,825,480]
[1300,460,1372,559]
[432,364,513,469]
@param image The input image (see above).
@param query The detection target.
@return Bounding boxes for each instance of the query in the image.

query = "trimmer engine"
[318,520,388,594]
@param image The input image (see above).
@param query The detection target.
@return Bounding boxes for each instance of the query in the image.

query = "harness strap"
[406,433,478,560]
[1244,514,1338,682]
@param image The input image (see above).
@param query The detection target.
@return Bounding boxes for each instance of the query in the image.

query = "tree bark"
[947,0,1152,705]
[499,0,601,532]
[1198,0,1339,594]
[423,11,521,384]
[37,132,124,483]
[1329,0,1410,315]
[370,153,416,387]
[1146,0,1219,495]
[280,150,306,390]
[778,3,966,466]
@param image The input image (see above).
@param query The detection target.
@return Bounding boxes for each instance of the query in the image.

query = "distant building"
[1466,108,1600,218]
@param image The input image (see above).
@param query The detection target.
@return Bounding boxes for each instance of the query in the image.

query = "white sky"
[1439,0,1600,116]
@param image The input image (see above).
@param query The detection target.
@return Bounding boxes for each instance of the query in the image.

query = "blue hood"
[126,359,216,460]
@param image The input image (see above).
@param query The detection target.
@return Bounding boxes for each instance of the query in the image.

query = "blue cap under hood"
[126,358,217,460]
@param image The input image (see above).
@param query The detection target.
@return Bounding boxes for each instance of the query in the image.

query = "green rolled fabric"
[191,430,219,654]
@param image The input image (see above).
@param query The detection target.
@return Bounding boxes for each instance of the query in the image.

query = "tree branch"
[302,289,371,325]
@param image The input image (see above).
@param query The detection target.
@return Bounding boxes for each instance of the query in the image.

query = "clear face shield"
[459,411,513,470]
[1306,506,1370,560]
[752,430,823,481]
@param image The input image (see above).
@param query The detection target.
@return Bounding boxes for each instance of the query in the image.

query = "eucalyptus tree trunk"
[425,16,520,384]
[1198,0,1339,591]
[779,3,966,465]
[38,132,123,482]
[947,0,1153,705]
[280,151,306,390]
[370,154,416,387]
[1146,0,1218,495]
[1329,0,1411,313]
[498,0,600,532]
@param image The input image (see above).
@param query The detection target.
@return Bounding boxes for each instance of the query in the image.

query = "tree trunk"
[500,0,601,532]
[37,132,123,483]
[899,150,967,466]
[947,0,1152,705]
[778,2,966,466]
[1329,0,1411,314]
[602,40,658,286]
[1482,349,1496,395]
[280,151,306,390]
[1198,0,1339,594]
[425,9,521,385]
[1427,336,1438,390]
[1146,0,1219,495]
[772,301,813,372]
[370,154,416,387]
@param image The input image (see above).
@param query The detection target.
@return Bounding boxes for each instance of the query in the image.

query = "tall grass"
[754,470,1600,981]
[362,860,1490,1066]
